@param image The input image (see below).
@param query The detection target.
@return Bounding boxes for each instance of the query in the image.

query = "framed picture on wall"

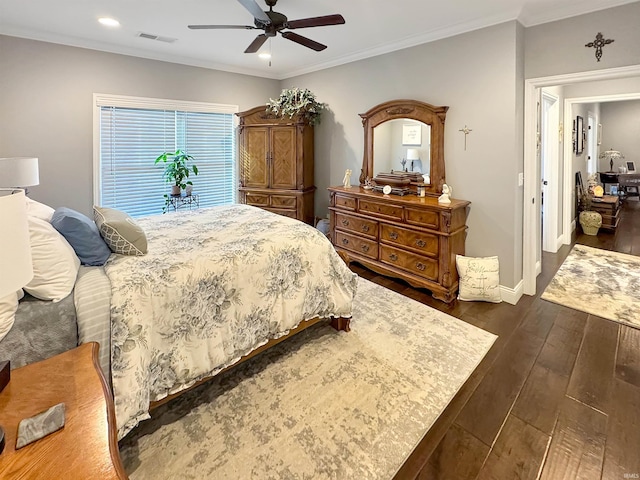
[575,116,584,154]
[402,124,422,146]
[627,161,636,173]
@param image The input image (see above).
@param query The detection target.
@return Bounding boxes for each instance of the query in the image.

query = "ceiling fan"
[188,0,345,53]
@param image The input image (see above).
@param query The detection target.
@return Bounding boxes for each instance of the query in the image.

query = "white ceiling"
[1,0,637,80]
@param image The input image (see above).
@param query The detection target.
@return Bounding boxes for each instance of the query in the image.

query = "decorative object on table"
[0,189,34,454]
[455,255,502,303]
[342,169,352,188]
[15,403,66,449]
[574,116,584,154]
[382,185,392,195]
[542,245,640,328]
[372,171,421,187]
[599,148,624,172]
[593,185,604,198]
[266,88,326,126]
[578,193,602,236]
[185,184,193,196]
[422,173,430,184]
[400,157,407,172]
[406,148,422,173]
[585,32,614,62]
[438,184,452,204]
[0,157,39,194]
[610,185,619,196]
[402,123,422,146]
[155,149,199,208]
[363,177,374,190]
[619,165,628,174]
[416,183,427,197]
[458,125,472,151]
[586,172,599,194]
[626,161,636,173]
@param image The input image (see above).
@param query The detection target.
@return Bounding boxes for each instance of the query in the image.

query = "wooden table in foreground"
[0,343,127,479]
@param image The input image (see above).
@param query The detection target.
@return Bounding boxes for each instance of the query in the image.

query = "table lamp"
[406,149,422,173]
[598,149,624,173]
[0,189,33,454]
[0,157,40,194]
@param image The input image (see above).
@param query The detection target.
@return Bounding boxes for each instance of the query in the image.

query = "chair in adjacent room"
[618,174,640,200]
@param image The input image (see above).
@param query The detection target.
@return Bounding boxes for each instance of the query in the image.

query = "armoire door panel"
[242,128,269,188]
[270,127,297,189]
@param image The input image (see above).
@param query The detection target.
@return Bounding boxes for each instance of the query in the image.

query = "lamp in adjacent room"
[0,189,33,454]
[407,149,422,173]
[0,157,40,194]
[598,149,624,173]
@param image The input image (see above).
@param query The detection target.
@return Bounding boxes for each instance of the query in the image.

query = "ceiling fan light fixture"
[258,52,271,60]
[98,17,120,27]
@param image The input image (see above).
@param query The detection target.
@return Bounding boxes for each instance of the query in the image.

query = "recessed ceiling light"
[98,17,120,27]
[258,53,271,60]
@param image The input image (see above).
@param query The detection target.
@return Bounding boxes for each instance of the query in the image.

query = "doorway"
[541,91,560,254]
[523,65,640,296]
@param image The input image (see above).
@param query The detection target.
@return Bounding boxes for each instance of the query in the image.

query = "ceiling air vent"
[137,32,177,43]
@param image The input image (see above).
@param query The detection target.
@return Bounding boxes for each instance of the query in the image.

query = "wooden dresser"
[237,106,316,224]
[329,186,470,302]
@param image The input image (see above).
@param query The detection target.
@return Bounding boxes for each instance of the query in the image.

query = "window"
[94,94,238,217]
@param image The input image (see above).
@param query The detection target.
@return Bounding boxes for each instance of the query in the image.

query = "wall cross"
[459,125,472,150]
[585,32,614,62]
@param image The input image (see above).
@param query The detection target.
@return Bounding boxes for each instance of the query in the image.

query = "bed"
[0,203,357,440]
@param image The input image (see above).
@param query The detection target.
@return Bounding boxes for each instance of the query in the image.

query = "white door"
[541,91,560,253]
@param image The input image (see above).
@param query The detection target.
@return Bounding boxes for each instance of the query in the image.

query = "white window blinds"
[95,94,237,218]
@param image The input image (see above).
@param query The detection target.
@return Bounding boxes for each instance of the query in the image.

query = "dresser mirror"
[359,99,448,195]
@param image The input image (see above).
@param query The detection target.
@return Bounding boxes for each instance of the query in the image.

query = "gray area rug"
[119,277,496,479]
[542,244,640,328]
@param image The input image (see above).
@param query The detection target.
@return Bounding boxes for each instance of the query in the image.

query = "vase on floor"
[579,210,602,236]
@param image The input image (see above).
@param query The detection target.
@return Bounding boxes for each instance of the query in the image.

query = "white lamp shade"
[0,157,40,187]
[406,149,420,161]
[0,189,33,297]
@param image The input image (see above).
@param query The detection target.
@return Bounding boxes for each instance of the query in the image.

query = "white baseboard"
[535,260,542,276]
[500,280,524,305]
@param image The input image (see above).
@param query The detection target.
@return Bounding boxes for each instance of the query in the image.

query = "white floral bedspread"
[105,205,357,439]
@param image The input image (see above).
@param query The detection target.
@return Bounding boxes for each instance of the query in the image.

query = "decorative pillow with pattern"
[93,206,147,256]
[456,255,502,303]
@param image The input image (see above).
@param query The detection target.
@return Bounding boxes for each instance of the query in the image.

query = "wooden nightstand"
[0,343,127,479]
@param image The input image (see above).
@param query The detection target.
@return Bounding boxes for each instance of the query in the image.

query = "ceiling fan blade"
[286,14,345,29]
[237,0,271,24]
[245,34,269,53]
[188,24,257,30]
[281,31,327,51]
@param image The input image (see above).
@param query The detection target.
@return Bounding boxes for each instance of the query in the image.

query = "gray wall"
[282,21,524,287]
[0,35,280,216]
[525,2,640,79]
[600,100,640,171]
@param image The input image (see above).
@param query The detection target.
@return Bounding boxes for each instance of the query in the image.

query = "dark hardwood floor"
[351,199,640,480]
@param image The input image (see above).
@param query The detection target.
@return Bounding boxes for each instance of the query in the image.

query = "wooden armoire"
[236,106,315,224]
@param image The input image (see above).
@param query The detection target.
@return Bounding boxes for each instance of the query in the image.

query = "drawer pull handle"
[362,224,370,232]
[341,219,350,226]
[389,232,399,240]
[342,238,349,245]
[416,262,426,271]
[389,253,398,261]
[416,239,426,248]
[361,244,370,253]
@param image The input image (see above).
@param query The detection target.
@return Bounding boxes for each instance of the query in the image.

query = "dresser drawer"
[271,195,297,208]
[380,224,438,257]
[245,193,269,206]
[380,245,438,281]
[335,213,378,238]
[405,207,440,230]
[334,194,357,210]
[266,207,298,219]
[358,200,403,221]
[335,231,378,259]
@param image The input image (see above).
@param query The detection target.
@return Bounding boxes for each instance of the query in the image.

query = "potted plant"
[579,192,602,236]
[155,149,199,196]
[266,88,326,126]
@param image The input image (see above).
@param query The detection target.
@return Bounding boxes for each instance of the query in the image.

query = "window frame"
[93,93,239,212]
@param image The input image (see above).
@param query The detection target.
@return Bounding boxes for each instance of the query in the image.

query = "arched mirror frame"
[359,99,448,195]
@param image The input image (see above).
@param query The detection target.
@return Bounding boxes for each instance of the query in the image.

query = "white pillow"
[456,255,502,303]
[24,216,80,302]
[0,291,19,342]
[26,197,55,222]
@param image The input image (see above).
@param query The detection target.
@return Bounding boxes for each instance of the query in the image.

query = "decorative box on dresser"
[329,187,469,302]
[237,106,316,224]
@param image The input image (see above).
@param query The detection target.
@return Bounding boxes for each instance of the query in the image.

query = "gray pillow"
[51,207,111,266]
[93,206,147,256]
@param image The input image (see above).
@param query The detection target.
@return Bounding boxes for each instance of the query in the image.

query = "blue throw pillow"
[51,207,112,266]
